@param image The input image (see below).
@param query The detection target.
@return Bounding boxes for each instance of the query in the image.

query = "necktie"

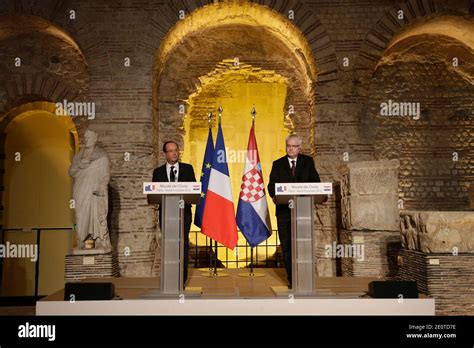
[170,166,176,182]
[291,160,296,177]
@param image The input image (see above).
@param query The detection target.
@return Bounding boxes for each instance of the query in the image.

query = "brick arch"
[151,1,337,161]
[156,25,317,155]
[147,0,338,94]
[356,3,474,211]
[0,0,110,81]
[250,0,338,84]
[0,15,89,119]
[353,0,472,96]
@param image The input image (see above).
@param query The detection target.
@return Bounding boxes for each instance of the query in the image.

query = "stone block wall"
[65,253,120,283]
[398,249,474,315]
[364,62,474,211]
[339,229,400,278]
[338,160,402,277]
[0,0,471,277]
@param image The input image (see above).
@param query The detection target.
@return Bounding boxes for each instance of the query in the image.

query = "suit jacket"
[152,162,196,226]
[268,154,321,216]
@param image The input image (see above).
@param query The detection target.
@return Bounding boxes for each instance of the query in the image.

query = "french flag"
[201,123,238,250]
[236,123,272,247]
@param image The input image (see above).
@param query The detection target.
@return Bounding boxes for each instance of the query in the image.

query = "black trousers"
[276,210,292,286]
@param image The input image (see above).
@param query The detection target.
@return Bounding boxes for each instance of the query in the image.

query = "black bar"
[194,232,199,268]
[207,236,212,270]
[0,316,473,345]
[250,247,254,274]
[213,240,218,275]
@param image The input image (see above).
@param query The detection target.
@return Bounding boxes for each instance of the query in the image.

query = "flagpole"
[202,105,229,278]
[239,105,265,279]
[208,112,215,273]
[198,111,223,273]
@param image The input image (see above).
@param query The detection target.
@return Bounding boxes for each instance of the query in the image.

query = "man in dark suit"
[268,134,321,288]
[152,140,196,286]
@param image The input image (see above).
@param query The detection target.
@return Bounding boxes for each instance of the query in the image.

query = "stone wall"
[0,0,471,277]
[398,249,474,315]
[364,61,474,211]
[339,229,400,278]
[337,160,402,277]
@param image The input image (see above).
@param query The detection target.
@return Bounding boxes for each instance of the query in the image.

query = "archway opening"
[153,2,319,270]
[1,102,78,296]
[182,60,288,267]
[362,17,474,211]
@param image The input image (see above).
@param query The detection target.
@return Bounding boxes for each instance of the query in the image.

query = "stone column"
[399,210,474,315]
[337,160,401,277]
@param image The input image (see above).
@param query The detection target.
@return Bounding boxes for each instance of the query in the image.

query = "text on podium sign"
[275,182,333,195]
[143,182,202,194]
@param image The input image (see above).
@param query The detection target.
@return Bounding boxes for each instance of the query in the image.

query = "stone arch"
[150,0,337,275]
[152,1,333,161]
[354,0,472,96]
[0,15,90,231]
[0,15,89,117]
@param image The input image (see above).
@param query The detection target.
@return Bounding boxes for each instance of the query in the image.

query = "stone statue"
[69,129,111,253]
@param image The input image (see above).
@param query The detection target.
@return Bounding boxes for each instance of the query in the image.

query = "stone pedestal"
[65,252,119,282]
[340,160,400,231]
[398,249,474,315]
[339,229,400,277]
[337,160,401,277]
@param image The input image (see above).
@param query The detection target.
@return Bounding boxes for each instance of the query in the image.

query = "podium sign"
[145,182,201,295]
[143,182,201,195]
[275,182,333,195]
[275,182,332,295]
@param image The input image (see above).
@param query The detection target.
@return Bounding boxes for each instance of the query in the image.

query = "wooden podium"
[144,182,201,295]
[274,182,332,295]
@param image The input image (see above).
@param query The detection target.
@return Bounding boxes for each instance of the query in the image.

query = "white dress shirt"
[287,156,298,168]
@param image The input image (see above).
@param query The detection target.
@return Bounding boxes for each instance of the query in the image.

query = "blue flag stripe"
[194,128,214,228]
[236,201,271,248]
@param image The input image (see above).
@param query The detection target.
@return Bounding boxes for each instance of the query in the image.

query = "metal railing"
[0,226,283,298]
[189,229,283,269]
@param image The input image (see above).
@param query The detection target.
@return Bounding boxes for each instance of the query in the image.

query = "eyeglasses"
[286,144,300,148]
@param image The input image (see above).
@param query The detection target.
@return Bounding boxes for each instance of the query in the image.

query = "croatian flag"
[201,123,238,250]
[236,124,272,247]
[194,128,214,228]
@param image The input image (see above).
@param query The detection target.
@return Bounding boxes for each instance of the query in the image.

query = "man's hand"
[272,196,277,204]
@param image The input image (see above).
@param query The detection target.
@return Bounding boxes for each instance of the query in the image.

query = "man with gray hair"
[268,134,321,288]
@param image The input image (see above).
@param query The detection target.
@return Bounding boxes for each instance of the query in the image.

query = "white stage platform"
[37,297,435,316]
